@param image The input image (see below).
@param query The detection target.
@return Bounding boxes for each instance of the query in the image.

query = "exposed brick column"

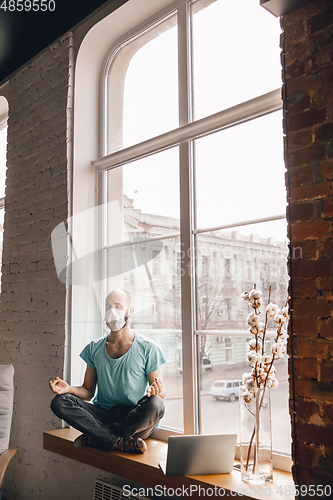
[282,0,333,490]
[0,35,72,499]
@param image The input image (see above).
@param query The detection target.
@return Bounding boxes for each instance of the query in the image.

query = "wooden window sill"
[43,429,294,500]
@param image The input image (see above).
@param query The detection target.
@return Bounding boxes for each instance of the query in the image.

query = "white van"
[209,379,242,402]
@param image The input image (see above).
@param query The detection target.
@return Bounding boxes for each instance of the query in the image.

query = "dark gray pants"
[51,393,165,451]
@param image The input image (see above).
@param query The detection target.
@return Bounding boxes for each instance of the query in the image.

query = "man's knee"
[50,393,69,418]
[146,395,165,419]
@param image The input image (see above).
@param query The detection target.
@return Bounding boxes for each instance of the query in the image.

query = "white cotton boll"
[247,289,262,310]
[242,291,250,302]
[248,339,257,350]
[266,302,279,318]
[242,390,255,404]
[256,366,264,377]
[248,312,259,325]
[249,289,262,300]
[247,352,260,364]
[271,377,279,389]
[242,372,253,383]
[271,342,283,355]
[257,322,265,333]
[248,339,262,351]
[250,325,259,334]
[262,355,273,365]
[246,378,256,391]
[247,312,259,327]
[277,338,286,349]
[274,314,285,325]
[282,305,289,318]
[279,328,289,339]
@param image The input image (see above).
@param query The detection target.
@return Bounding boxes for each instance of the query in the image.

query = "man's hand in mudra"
[146,377,164,398]
[49,377,71,395]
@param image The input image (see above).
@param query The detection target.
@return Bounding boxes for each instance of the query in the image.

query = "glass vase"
[239,387,273,484]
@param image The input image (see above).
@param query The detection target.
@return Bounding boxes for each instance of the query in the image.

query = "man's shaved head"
[106,289,132,309]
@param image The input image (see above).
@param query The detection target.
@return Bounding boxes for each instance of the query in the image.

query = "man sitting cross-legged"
[49,288,166,453]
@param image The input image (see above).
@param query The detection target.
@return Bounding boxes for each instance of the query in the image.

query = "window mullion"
[100,48,109,334]
[179,141,196,435]
[93,89,282,171]
[178,0,191,127]
[97,170,108,336]
[178,0,196,435]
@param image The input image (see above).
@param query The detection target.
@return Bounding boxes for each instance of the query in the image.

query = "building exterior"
[123,195,289,371]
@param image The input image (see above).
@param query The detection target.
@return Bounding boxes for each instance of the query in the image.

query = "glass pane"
[195,220,289,332]
[0,126,7,198]
[198,343,291,453]
[105,236,183,433]
[140,331,184,432]
[106,148,183,432]
[190,0,282,120]
[195,222,291,454]
[193,110,286,231]
[107,12,178,153]
[106,147,180,248]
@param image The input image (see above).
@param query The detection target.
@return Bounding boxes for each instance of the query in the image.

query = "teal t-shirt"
[79,332,166,409]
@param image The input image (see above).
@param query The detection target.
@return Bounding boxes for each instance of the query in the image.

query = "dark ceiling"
[0,0,117,85]
[0,0,310,87]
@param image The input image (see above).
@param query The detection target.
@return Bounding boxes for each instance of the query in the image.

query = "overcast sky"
[120,0,286,241]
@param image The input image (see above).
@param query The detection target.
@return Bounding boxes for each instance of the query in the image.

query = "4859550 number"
[0,0,55,11]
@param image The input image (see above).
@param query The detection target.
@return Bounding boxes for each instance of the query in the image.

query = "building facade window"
[78,0,291,462]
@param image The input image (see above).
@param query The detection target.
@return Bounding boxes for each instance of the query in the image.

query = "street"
[161,360,292,455]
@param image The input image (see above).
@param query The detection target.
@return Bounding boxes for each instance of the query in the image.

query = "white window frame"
[91,0,291,471]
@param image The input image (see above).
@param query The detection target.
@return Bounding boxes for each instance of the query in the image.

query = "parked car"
[209,379,242,402]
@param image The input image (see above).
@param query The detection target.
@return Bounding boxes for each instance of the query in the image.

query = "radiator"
[93,479,150,500]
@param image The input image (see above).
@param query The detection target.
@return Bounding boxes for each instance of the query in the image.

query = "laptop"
[158,434,237,476]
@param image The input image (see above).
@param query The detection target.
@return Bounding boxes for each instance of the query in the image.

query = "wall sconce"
[260,0,307,17]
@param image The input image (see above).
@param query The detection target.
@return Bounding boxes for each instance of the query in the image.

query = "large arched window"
[71,0,291,467]
[92,0,291,458]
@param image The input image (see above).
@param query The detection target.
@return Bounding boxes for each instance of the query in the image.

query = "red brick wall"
[282,0,333,490]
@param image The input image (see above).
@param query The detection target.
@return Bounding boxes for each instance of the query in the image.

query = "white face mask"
[105,307,128,332]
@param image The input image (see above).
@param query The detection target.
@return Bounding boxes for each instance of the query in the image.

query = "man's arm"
[49,365,97,401]
[147,367,166,399]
